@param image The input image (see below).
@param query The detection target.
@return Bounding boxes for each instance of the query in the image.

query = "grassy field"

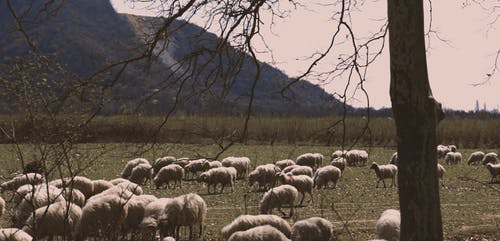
[0,143,498,240]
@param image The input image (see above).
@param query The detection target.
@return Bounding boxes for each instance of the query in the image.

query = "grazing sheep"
[259,185,298,218]
[121,158,150,179]
[0,173,45,193]
[290,217,333,241]
[346,150,369,166]
[330,157,347,172]
[444,152,462,165]
[296,153,323,170]
[437,145,450,159]
[227,225,291,241]
[277,173,313,205]
[375,209,400,241]
[248,164,281,191]
[313,166,342,189]
[74,194,129,241]
[158,193,207,240]
[23,160,44,174]
[221,157,251,179]
[437,164,446,187]
[389,152,398,165]
[0,228,33,241]
[482,152,499,165]
[110,178,129,185]
[486,163,500,183]
[154,164,185,189]
[129,163,153,185]
[49,176,94,198]
[116,180,144,195]
[275,159,296,170]
[0,196,4,217]
[22,201,82,240]
[208,160,223,169]
[13,185,65,227]
[370,162,398,188]
[197,167,236,194]
[122,195,158,235]
[331,150,347,160]
[221,214,292,240]
[91,179,114,196]
[448,145,457,152]
[467,151,485,165]
[284,166,314,177]
[139,198,174,239]
[153,156,177,176]
[184,159,211,179]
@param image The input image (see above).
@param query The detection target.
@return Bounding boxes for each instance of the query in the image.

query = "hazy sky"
[111,1,499,111]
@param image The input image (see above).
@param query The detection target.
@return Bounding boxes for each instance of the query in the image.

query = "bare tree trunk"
[387,0,444,240]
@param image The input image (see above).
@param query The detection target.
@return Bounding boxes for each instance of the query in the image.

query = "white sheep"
[259,184,298,218]
[22,201,82,240]
[330,157,347,172]
[290,217,333,241]
[276,173,313,205]
[331,150,347,160]
[485,163,500,183]
[91,179,114,196]
[209,160,223,169]
[122,194,158,235]
[129,163,153,185]
[389,152,398,165]
[162,237,176,241]
[197,167,236,194]
[370,162,398,188]
[221,157,251,179]
[227,225,291,241]
[139,198,175,240]
[49,176,94,198]
[275,159,296,170]
[109,178,129,185]
[346,150,369,166]
[74,193,129,241]
[0,228,33,241]
[153,156,177,176]
[62,187,86,207]
[467,151,485,165]
[444,152,462,165]
[0,196,4,217]
[375,209,400,241]
[184,159,211,179]
[0,173,45,193]
[158,193,207,240]
[448,145,457,152]
[248,164,280,191]
[116,180,144,195]
[482,152,499,165]
[173,158,191,168]
[11,184,57,207]
[437,145,450,159]
[88,186,134,203]
[283,165,313,177]
[13,185,65,227]
[154,164,185,189]
[221,214,292,240]
[296,153,323,170]
[313,166,342,189]
[437,164,446,187]
[121,158,150,179]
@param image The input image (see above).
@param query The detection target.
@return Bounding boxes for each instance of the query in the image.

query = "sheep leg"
[299,192,305,206]
[199,223,203,239]
[220,184,225,193]
[309,191,314,204]
[376,179,380,188]
[189,225,193,241]
[382,179,387,188]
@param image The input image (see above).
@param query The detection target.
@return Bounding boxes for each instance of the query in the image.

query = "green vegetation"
[0,144,498,240]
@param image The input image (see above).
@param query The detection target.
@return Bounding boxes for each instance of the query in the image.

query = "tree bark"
[387,0,444,240]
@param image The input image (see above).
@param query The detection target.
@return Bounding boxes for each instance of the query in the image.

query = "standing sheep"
[330,157,347,172]
[437,164,446,187]
[275,159,296,170]
[467,151,485,165]
[208,160,223,169]
[184,159,211,179]
[444,152,462,165]
[437,145,450,159]
[91,179,114,196]
[248,164,281,191]
[129,163,153,185]
[154,164,185,189]
[197,167,236,194]
[482,152,499,165]
[221,214,292,240]
[370,162,398,188]
[221,157,251,179]
[122,195,159,235]
[49,176,94,198]
[121,158,150,179]
[158,193,207,240]
[290,217,333,241]
[313,166,342,189]
[346,150,369,166]
[153,156,177,176]
[139,198,174,240]
[0,228,32,241]
[485,163,500,183]
[448,145,457,152]
[277,173,313,205]
[227,225,290,241]
[375,209,400,241]
[331,150,347,160]
[259,185,298,218]
[13,186,66,227]
[0,173,45,193]
[283,166,314,177]
[296,153,323,170]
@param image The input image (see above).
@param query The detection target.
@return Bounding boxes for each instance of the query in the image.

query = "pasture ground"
[0,144,498,240]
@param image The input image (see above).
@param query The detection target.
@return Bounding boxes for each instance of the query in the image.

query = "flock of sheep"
[0,145,498,241]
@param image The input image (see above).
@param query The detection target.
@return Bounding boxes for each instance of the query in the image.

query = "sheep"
[61,187,86,207]
[313,166,342,189]
[116,180,144,195]
[0,228,33,241]
[122,195,158,235]
[0,196,4,217]
[184,159,211,179]
[49,176,94,198]
[208,160,223,169]
[220,214,292,240]
[22,201,82,240]
[173,158,191,168]
[154,164,185,189]
[275,159,296,170]
[139,198,175,239]
[283,165,314,177]
[88,186,134,203]
[23,160,44,174]
[389,152,398,165]
[375,209,400,241]
[346,150,369,166]
[221,157,251,179]
[227,225,291,241]
[157,193,207,240]
[197,167,236,194]
[437,164,446,187]
[91,179,114,196]
[129,163,153,185]
[0,173,45,193]
[11,184,58,207]
[444,152,462,165]
[467,151,485,165]
[276,173,313,205]
[331,150,347,160]
[162,237,176,241]
[121,158,150,179]
[290,217,333,241]
[13,185,66,227]
[437,145,450,159]
[370,162,398,188]
[259,184,298,218]
[330,157,347,172]
[482,152,499,165]
[248,164,281,191]
[74,193,129,241]
[448,145,457,152]
[110,178,129,185]
[485,163,500,183]
[296,153,323,170]
[153,156,177,176]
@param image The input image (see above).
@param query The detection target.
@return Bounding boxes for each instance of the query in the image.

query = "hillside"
[0,0,350,115]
